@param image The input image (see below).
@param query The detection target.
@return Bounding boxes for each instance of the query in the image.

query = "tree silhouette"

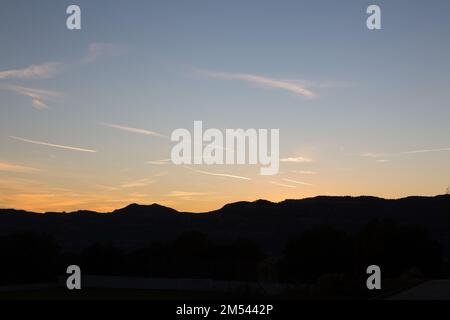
[215,238,266,281]
[81,244,126,275]
[354,219,443,278]
[128,242,169,277]
[0,233,60,285]
[168,231,218,279]
[280,227,354,284]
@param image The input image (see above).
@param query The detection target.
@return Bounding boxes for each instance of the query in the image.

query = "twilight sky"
[1,0,450,212]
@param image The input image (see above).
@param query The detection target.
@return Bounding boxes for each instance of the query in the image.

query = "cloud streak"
[362,147,450,158]
[82,43,128,64]
[202,70,316,99]
[291,170,316,175]
[167,191,210,198]
[280,156,313,163]
[271,181,297,188]
[10,136,97,153]
[283,178,314,186]
[0,84,61,109]
[0,43,125,81]
[0,43,126,109]
[188,168,251,180]
[0,62,63,80]
[0,161,41,173]
[119,178,153,189]
[401,147,450,155]
[147,159,171,165]
[99,123,165,137]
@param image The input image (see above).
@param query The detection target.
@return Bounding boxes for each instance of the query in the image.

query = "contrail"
[283,178,314,186]
[10,136,97,153]
[401,147,450,154]
[271,181,296,188]
[99,123,165,137]
[187,167,251,180]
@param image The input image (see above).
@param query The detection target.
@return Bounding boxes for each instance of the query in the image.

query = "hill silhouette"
[1,195,450,255]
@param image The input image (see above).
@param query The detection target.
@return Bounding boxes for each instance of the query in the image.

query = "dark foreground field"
[1,195,450,299]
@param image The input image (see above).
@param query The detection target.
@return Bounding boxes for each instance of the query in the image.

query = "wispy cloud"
[10,136,97,153]
[99,123,165,137]
[361,152,384,158]
[167,191,210,198]
[0,43,125,81]
[94,184,120,192]
[188,167,251,180]
[119,178,153,189]
[401,147,450,155]
[0,43,126,109]
[0,62,63,80]
[271,181,297,188]
[147,159,171,165]
[201,70,316,99]
[82,43,128,64]
[291,170,316,175]
[166,190,214,201]
[362,147,450,158]
[0,161,41,173]
[282,178,313,186]
[154,172,168,177]
[0,84,61,109]
[280,156,313,163]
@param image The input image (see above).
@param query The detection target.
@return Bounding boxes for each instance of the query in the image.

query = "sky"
[1,0,450,213]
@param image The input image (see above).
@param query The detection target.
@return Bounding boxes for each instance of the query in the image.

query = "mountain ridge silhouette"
[1,194,448,215]
[1,195,449,255]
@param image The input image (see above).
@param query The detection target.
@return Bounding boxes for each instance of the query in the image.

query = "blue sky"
[1,0,449,212]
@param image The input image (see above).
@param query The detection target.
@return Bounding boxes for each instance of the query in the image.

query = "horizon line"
[1,193,448,215]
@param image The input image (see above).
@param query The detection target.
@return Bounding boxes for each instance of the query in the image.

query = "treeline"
[281,220,443,284]
[0,219,445,289]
